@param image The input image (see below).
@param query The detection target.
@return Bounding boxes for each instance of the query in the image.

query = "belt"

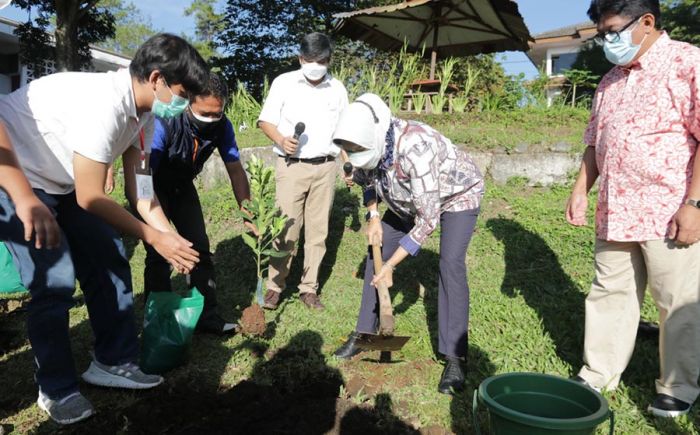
[279,155,335,164]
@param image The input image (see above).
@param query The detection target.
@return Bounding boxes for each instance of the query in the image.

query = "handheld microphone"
[286,122,305,163]
[293,122,305,140]
[343,162,353,191]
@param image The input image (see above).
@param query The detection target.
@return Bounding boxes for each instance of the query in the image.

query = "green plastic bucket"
[473,373,614,435]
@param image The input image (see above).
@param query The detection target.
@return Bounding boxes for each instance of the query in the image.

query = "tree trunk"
[54,0,81,71]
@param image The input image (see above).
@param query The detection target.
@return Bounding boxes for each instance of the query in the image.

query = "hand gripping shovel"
[354,244,410,354]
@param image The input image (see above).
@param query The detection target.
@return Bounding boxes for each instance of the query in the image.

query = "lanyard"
[193,137,199,163]
[133,118,146,170]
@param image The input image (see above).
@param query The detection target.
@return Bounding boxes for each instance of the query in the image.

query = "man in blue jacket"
[145,72,250,334]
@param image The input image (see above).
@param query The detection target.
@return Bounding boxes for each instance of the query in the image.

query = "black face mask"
[187,110,222,138]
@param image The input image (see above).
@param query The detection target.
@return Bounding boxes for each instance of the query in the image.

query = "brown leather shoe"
[263,290,281,310]
[300,293,325,310]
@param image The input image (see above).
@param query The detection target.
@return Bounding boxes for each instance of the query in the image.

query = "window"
[551,52,579,75]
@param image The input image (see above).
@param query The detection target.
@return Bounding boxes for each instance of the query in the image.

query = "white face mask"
[347,147,382,170]
[190,109,222,124]
[301,62,328,81]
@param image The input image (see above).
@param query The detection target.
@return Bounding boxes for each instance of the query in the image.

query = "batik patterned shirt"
[585,33,700,241]
[357,118,484,255]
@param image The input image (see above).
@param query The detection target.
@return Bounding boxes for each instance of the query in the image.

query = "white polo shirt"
[258,69,348,159]
[0,68,154,195]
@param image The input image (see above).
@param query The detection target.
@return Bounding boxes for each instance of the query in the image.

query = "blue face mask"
[152,79,189,118]
[603,21,647,66]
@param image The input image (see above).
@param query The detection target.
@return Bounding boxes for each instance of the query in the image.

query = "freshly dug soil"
[240,303,266,336]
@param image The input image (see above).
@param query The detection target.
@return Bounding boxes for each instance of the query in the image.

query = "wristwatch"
[685,199,700,208]
[365,210,381,221]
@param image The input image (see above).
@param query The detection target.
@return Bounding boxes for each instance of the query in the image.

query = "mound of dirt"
[240,303,266,336]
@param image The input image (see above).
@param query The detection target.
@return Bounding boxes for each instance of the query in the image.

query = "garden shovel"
[354,243,410,353]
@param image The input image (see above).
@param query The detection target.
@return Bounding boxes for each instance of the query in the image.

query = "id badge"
[135,167,154,200]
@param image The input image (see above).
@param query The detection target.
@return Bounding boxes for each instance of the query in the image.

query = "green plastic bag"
[0,242,27,294]
[140,287,204,374]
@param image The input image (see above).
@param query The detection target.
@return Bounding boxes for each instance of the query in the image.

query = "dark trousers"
[355,209,478,358]
[0,189,138,399]
[144,180,218,317]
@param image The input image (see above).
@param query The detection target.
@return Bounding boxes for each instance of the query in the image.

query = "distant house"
[0,16,130,95]
[527,21,597,105]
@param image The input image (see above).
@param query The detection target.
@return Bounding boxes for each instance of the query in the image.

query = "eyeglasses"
[592,16,641,46]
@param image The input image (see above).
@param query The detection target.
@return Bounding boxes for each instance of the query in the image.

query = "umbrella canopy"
[334,0,532,79]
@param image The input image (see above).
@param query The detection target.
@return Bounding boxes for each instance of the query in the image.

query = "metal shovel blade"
[355,333,410,351]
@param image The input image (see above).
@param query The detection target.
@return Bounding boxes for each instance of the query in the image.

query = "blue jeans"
[0,189,139,399]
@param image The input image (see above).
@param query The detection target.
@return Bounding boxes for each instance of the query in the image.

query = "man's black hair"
[130,33,209,96]
[199,71,228,103]
[300,33,332,62]
[587,0,661,25]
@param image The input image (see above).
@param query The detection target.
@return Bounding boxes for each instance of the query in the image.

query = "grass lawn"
[1,177,697,434]
[235,107,590,154]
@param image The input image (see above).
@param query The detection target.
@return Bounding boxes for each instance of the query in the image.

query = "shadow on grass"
[31,329,416,434]
[486,217,584,369]
[339,392,419,434]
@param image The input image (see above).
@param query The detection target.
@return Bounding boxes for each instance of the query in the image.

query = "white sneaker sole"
[36,397,93,425]
[647,405,690,418]
[81,362,163,390]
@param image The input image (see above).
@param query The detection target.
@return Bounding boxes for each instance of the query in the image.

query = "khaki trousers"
[266,157,336,295]
[579,238,700,403]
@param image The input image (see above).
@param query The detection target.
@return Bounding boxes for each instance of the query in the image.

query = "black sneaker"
[333,332,364,360]
[196,313,239,336]
[648,394,691,418]
[438,357,465,395]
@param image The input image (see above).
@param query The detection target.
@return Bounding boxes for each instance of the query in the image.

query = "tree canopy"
[662,0,700,46]
[14,0,115,73]
[98,0,158,57]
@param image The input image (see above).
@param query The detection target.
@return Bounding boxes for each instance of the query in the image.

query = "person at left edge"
[0,33,205,425]
[143,72,251,335]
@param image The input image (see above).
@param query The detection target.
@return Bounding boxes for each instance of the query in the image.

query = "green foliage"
[226,82,262,131]
[570,41,611,83]
[237,156,288,304]
[13,0,116,73]
[411,92,427,114]
[430,57,456,114]
[662,0,700,46]
[98,0,157,57]
[563,69,600,108]
[184,0,225,61]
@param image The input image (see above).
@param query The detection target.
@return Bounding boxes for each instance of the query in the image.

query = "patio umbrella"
[333,0,532,79]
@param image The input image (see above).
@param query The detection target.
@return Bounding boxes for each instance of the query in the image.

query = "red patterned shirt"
[585,33,700,241]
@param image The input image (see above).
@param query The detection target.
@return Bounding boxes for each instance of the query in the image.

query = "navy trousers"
[143,179,218,318]
[355,209,478,358]
[0,189,138,399]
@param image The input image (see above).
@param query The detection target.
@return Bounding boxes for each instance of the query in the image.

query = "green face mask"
[152,79,189,118]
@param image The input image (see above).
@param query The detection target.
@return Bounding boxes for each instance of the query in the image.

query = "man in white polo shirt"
[0,34,206,425]
[258,32,348,311]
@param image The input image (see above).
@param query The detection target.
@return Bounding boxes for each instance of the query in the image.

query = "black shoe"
[333,332,364,360]
[648,394,691,418]
[196,313,239,336]
[438,358,465,395]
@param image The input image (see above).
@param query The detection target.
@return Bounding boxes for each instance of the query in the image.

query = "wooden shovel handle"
[372,243,395,336]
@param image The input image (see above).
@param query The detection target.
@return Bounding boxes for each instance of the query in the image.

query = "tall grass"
[431,57,456,114]
[226,82,262,131]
